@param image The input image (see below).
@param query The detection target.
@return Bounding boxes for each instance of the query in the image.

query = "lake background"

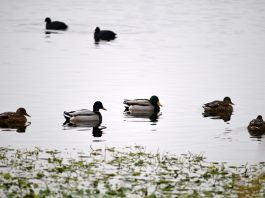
[0,0,265,164]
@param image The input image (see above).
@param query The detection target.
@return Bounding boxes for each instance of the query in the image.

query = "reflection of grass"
[0,147,264,197]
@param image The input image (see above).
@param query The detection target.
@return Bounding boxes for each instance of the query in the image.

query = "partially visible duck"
[203,97,234,114]
[45,17,68,30]
[63,101,106,126]
[124,95,162,115]
[0,108,30,126]
[247,115,265,136]
[94,27,117,42]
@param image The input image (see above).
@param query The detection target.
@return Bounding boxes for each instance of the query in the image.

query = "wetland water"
[0,0,265,164]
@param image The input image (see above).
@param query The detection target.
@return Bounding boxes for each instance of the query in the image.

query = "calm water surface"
[0,0,265,164]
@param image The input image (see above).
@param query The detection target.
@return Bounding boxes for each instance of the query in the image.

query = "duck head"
[149,95,162,107]
[257,115,263,120]
[95,27,100,33]
[45,17,51,24]
[223,97,234,105]
[16,108,30,117]
[93,101,107,112]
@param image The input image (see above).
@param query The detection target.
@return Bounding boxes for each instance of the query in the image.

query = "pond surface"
[0,0,265,164]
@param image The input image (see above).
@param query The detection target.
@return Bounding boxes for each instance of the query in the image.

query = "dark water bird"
[124,95,162,115]
[247,115,265,136]
[0,107,30,126]
[63,101,106,126]
[94,27,117,42]
[202,97,234,122]
[203,97,234,114]
[45,17,68,30]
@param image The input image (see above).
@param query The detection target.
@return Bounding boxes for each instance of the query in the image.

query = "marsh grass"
[0,146,264,197]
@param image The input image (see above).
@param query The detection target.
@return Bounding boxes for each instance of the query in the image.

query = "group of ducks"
[45,17,117,42]
[202,97,265,136]
[0,96,264,136]
[1,18,264,135]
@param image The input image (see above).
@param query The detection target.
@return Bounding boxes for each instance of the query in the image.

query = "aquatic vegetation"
[0,146,264,197]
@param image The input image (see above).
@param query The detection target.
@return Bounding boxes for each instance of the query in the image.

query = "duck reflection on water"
[123,111,161,123]
[0,122,31,133]
[63,122,106,138]
[202,111,232,122]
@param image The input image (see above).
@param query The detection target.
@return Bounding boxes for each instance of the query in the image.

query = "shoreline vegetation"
[0,146,264,197]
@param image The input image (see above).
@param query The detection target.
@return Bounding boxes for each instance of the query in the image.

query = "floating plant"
[0,146,264,197]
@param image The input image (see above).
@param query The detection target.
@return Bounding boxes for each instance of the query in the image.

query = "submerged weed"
[0,146,264,197]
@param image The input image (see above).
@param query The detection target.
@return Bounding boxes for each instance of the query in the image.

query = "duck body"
[63,101,106,126]
[64,109,102,126]
[94,27,116,41]
[247,115,265,136]
[0,108,30,126]
[203,97,234,114]
[45,17,68,30]
[124,96,162,115]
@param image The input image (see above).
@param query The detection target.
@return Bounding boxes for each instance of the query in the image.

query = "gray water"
[0,0,265,164]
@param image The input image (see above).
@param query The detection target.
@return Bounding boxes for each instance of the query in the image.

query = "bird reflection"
[123,111,161,123]
[92,126,105,137]
[0,122,31,133]
[248,130,264,139]
[63,121,106,138]
[45,31,61,39]
[202,112,232,122]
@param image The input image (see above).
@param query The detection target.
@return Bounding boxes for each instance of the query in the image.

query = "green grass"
[0,146,264,197]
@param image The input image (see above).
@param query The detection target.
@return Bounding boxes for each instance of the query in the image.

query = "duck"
[124,95,162,115]
[202,96,234,114]
[63,101,106,126]
[94,27,117,42]
[247,115,265,136]
[0,107,30,126]
[45,17,68,30]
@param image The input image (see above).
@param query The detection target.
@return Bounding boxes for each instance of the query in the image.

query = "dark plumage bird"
[247,115,265,136]
[0,107,30,126]
[63,101,106,126]
[124,95,162,115]
[45,17,68,30]
[203,97,234,114]
[94,27,117,42]
[202,97,234,122]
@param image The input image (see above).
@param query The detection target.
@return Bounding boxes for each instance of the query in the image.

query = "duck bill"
[157,101,162,107]
[26,113,31,117]
[101,107,107,111]
[231,102,234,105]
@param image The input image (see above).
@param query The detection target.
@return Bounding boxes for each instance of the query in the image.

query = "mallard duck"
[203,97,234,114]
[124,95,162,114]
[45,17,68,30]
[94,27,117,42]
[63,101,106,126]
[247,115,265,136]
[0,108,30,126]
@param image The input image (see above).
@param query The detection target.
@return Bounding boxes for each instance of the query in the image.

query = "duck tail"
[63,111,72,124]
[124,106,129,112]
